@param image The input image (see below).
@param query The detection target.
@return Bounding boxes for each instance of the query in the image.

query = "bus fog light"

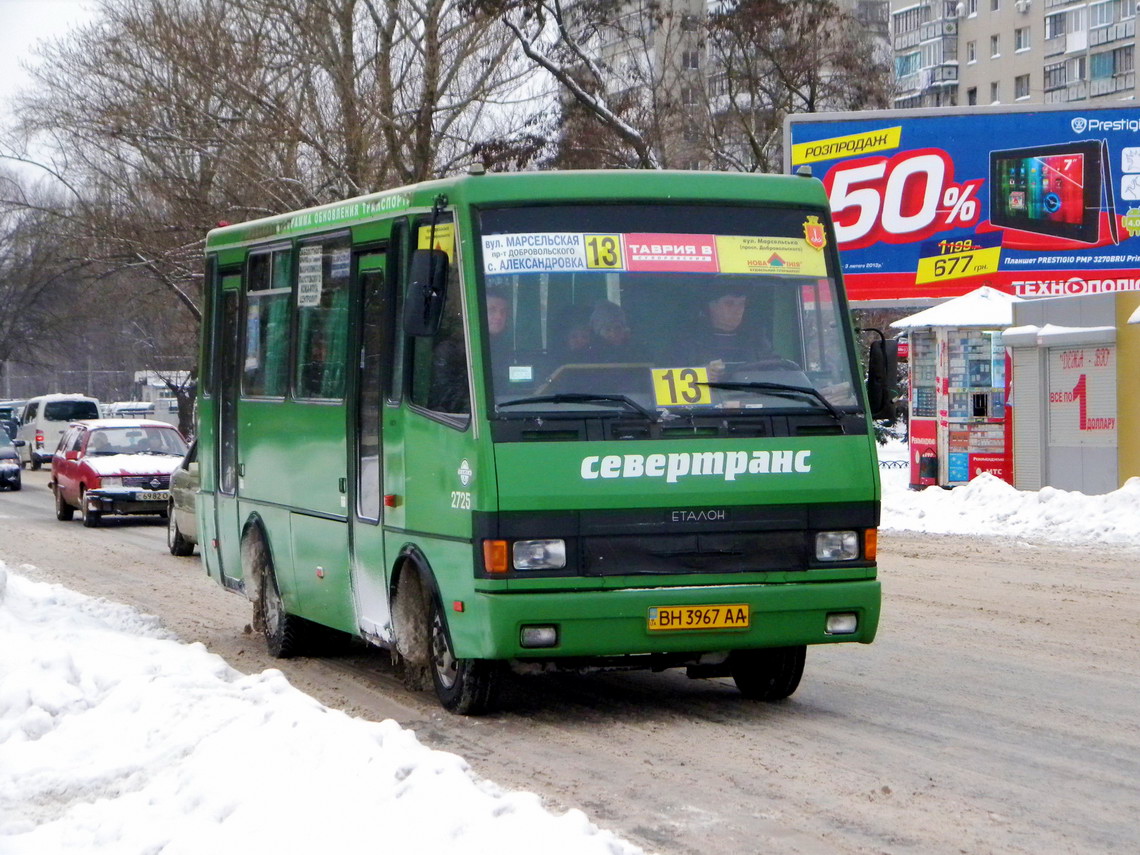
[826,612,858,635]
[520,625,559,648]
[816,530,858,561]
[512,539,566,570]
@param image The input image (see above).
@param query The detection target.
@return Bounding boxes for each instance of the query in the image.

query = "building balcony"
[1090,20,1137,47]
[1090,71,1136,97]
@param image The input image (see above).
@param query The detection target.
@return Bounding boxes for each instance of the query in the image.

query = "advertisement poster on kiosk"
[785,105,1140,303]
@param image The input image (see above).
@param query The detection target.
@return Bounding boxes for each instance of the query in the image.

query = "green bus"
[198,168,893,714]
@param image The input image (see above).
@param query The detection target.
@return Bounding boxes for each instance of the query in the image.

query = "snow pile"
[0,564,642,855]
[878,439,1140,546]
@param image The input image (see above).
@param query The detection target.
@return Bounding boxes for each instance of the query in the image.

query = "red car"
[50,419,189,528]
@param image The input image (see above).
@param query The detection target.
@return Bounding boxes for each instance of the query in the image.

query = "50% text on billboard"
[822,148,984,250]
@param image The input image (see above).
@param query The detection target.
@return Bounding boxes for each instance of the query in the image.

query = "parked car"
[0,431,22,491]
[0,399,26,423]
[106,401,155,419]
[50,419,188,528]
[167,439,198,556]
[17,394,102,469]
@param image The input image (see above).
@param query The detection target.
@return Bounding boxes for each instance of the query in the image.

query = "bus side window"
[408,257,470,420]
[295,235,351,400]
[243,247,292,398]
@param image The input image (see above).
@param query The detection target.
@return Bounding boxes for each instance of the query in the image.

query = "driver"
[682,285,778,379]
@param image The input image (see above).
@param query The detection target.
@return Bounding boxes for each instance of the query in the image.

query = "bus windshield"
[477,204,860,419]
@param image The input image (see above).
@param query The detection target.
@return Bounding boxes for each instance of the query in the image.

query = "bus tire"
[427,598,499,715]
[55,485,75,521]
[729,645,806,701]
[260,562,310,658]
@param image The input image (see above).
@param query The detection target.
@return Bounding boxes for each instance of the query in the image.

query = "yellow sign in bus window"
[652,367,712,406]
[418,222,455,261]
[584,234,623,269]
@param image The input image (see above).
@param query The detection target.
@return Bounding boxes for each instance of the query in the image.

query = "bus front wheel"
[260,563,310,658]
[729,645,806,701]
[427,599,499,715]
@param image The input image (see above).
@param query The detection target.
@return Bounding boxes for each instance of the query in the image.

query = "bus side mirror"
[403,248,449,337]
[866,338,899,423]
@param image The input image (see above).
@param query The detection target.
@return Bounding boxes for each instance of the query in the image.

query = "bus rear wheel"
[729,645,806,701]
[428,599,499,715]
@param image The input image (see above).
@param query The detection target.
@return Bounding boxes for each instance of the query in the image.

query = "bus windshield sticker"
[482,232,590,273]
[651,367,713,407]
[418,222,455,260]
[803,215,827,249]
[482,232,826,277]
[297,245,324,307]
[624,234,718,272]
[716,235,828,277]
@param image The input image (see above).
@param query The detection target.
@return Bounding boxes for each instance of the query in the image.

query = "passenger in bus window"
[683,286,777,378]
[549,303,593,365]
[586,300,638,363]
[484,287,523,391]
[486,288,510,341]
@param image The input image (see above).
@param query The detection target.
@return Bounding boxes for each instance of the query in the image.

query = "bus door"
[349,249,394,641]
[214,278,244,588]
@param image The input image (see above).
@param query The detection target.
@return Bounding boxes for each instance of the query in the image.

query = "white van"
[17,394,102,469]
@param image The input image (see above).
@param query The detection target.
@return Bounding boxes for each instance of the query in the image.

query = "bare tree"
[0,0,541,400]
[0,186,87,381]
[482,0,891,172]
[703,0,892,172]
[475,0,696,168]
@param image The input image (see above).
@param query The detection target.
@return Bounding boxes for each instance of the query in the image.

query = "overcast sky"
[0,0,94,120]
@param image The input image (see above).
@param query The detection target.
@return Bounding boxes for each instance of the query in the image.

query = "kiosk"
[892,287,1019,489]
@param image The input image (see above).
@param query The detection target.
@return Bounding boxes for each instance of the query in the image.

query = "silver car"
[167,439,198,556]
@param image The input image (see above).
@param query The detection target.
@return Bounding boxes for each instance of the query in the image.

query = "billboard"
[785,105,1140,303]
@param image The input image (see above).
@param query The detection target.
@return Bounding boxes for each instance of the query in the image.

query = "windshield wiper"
[498,393,659,422]
[696,381,848,423]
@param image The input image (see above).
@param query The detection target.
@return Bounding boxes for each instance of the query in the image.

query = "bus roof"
[204,169,828,252]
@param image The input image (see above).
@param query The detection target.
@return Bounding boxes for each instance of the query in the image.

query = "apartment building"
[892,0,1137,108]
[556,0,891,168]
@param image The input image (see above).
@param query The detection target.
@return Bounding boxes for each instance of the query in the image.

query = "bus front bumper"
[451,579,881,661]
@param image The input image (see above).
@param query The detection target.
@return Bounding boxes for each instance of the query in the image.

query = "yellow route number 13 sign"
[652,367,712,406]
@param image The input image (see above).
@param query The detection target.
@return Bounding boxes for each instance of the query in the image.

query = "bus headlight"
[815,530,859,561]
[512,539,567,570]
